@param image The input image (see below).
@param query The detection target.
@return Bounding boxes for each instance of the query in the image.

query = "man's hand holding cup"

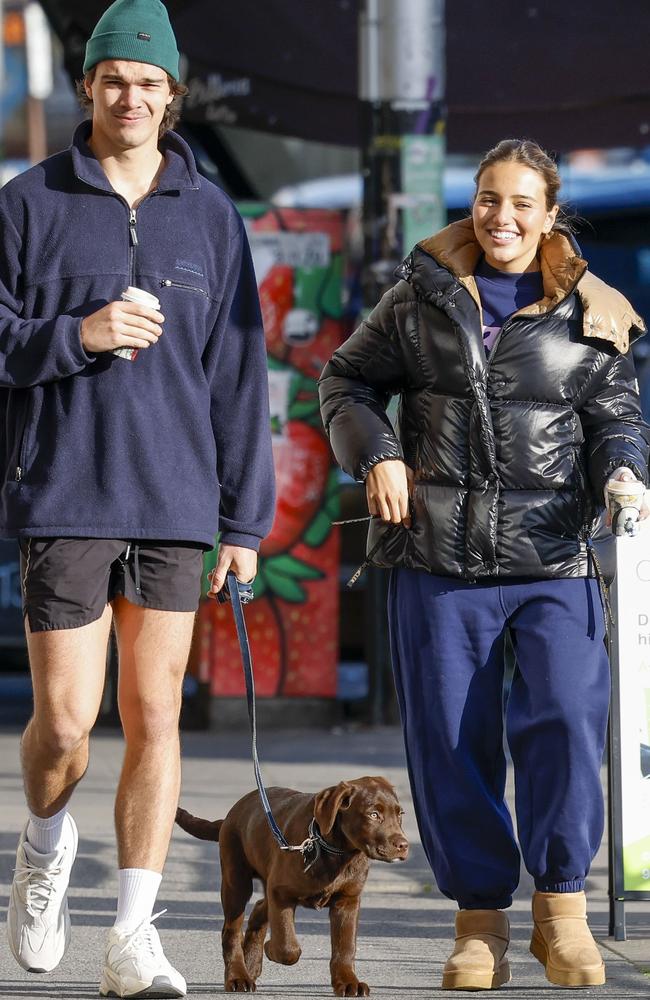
[604,466,648,537]
[80,286,163,361]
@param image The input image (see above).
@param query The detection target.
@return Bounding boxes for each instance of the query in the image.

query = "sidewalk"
[1,724,649,999]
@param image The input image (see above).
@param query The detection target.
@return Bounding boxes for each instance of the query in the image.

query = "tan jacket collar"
[418,218,645,353]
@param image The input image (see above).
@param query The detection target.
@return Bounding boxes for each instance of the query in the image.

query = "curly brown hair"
[76,68,189,138]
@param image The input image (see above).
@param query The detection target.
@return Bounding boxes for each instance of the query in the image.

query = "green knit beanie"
[83,0,180,81]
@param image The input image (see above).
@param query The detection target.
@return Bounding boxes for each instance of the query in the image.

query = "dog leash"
[585,536,615,631]
[218,571,346,870]
[331,515,400,588]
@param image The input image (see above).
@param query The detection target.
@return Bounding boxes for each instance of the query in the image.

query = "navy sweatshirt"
[474,256,544,354]
[0,122,275,550]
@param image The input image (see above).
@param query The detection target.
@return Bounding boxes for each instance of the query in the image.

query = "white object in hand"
[605,477,646,536]
[113,287,161,361]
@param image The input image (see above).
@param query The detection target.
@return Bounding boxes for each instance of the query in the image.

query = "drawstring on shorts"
[122,542,142,597]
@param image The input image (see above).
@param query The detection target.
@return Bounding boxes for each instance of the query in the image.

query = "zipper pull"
[161,279,171,287]
[15,466,22,482]
[129,209,138,246]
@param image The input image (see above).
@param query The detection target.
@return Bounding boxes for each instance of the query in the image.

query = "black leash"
[218,572,346,868]
[331,515,399,588]
[586,536,615,631]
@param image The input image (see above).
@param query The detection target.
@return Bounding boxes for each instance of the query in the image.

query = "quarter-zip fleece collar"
[400,217,645,354]
[70,119,201,195]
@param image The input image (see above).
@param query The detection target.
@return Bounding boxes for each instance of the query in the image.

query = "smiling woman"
[471,139,570,273]
[473,164,558,272]
[319,136,650,991]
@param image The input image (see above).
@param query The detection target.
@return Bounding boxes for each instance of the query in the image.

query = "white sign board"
[610,526,650,893]
[248,232,330,284]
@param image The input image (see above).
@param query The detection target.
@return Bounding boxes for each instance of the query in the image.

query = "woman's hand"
[604,466,649,529]
[365,460,414,528]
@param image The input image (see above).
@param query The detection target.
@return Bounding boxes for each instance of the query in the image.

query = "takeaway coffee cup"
[113,286,161,361]
[605,477,646,536]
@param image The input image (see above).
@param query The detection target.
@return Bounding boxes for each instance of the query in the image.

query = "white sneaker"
[99,912,186,998]
[7,813,78,973]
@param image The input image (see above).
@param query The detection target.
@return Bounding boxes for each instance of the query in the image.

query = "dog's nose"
[394,838,409,855]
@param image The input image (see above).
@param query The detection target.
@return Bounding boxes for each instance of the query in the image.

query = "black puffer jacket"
[319,220,650,580]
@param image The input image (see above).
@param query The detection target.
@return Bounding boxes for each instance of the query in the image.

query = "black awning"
[41,0,650,153]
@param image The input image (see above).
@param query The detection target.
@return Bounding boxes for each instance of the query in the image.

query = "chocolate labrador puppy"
[176,776,408,996]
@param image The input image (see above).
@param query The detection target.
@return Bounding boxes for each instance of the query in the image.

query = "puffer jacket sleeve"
[319,286,407,481]
[578,348,650,498]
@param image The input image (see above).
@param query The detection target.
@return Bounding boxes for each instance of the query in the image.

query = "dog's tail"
[175,806,223,842]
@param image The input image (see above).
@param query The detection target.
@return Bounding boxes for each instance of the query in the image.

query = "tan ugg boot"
[441,909,510,990]
[530,891,605,986]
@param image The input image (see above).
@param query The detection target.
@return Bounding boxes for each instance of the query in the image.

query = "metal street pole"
[359,0,446,724]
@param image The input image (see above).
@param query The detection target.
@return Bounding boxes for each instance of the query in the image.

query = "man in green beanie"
[3,2,275,998]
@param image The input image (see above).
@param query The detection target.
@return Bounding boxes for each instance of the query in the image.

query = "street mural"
[199,208,347,698]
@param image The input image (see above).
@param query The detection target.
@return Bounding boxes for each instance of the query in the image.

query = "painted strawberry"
[285,316,346,381]
[210,545,334,698]
[259,265,294,361]
[210,597,282,698]
[208,502,340,698]
[279,530,340,697]
[261,421,332,557]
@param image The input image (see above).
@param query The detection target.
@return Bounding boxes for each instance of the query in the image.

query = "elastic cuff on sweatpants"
[457,896,513,910]
[534,878,586,893]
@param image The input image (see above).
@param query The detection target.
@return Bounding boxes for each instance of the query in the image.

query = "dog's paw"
[264,939,302,965]
[333,979,370,997]
[225,973,257,992]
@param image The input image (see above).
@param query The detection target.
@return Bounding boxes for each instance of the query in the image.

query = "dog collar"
[300,818,347,872]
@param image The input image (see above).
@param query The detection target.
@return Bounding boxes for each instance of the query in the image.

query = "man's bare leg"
[98,599,193,998]
[22,606,113,815]
[112,597,194,872]
[8,607,112,973]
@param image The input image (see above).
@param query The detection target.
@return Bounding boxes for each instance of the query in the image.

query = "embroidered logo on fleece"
[137,32,151,41]
[175,259,204,277]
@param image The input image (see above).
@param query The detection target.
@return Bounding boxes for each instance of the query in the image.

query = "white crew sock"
[115,869,162,932]
[26,804,69,855]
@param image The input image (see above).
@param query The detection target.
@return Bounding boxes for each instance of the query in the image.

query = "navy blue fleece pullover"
[0,122,275,550]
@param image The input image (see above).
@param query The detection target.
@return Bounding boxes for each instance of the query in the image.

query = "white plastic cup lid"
[121,286,160,310]
[606,478,645,498]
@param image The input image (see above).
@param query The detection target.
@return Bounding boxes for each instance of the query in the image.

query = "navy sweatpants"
[388,570,610,910]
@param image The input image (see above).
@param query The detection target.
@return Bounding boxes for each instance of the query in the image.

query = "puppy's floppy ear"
[313,781,355,835]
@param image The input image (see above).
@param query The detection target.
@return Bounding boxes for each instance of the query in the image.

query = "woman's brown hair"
[76,69,189,138]
[474,139,575,235]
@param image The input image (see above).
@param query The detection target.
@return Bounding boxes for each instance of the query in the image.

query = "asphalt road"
[0,724,648,999]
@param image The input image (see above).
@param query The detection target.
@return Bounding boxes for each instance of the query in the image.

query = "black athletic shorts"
[19,537,204,632]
